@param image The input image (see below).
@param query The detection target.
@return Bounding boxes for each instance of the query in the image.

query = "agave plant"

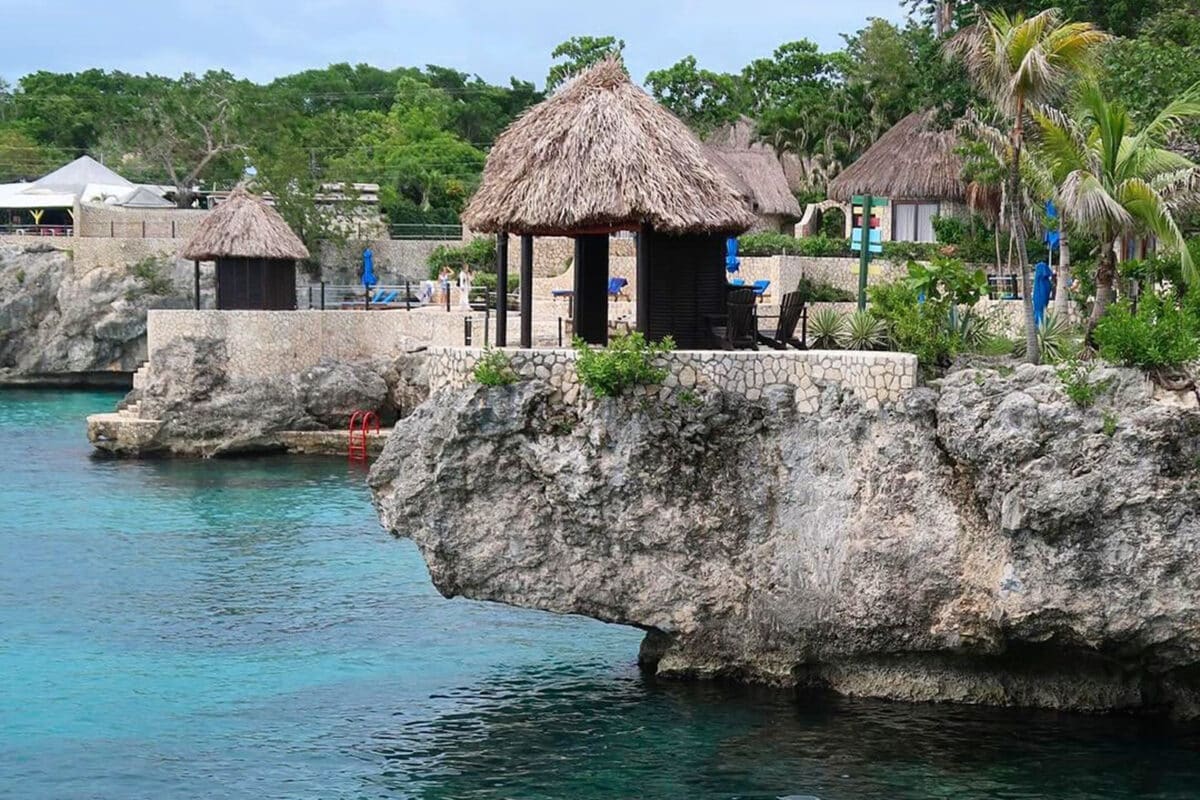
[808,307,847,349]
[1037,310,1079,363]
[955,308,993,352]
[841,310,889,351]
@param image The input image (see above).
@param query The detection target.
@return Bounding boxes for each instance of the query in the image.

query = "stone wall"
[318,238,447,283]
[147,309,496,380]
[77,205,209,239]
[423,346,918,410]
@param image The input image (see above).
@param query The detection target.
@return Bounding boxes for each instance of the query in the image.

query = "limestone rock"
[370,366,1200,717]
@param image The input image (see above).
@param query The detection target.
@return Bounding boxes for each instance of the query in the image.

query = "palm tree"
[946,9,1109,362]
[1031,83,1200,332]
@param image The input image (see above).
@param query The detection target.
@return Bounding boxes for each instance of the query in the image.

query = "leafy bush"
[1056,359,1110,409]
[472,272,520,294]
[905,256,988,306]
[794,277,855,304]
[881,240,940,262]
[126,256,175,300]
[738,232,850,258]
[841,310,888,350]
[868,281,959,368]
[807,307,846,349]
[1094,293,1200,370]
[473,348,518,386]
[573,332,675,397]
[427,237,497,278]
[931,214,998,264]
[819,207,846,239]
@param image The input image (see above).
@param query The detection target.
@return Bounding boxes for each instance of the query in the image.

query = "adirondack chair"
[757,291,807,350]
[718,287,758,350]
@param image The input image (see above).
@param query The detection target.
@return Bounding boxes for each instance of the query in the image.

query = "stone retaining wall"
[424,347,918,411]
[148,309,500,380]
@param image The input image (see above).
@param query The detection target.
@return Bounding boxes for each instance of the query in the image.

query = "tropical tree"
[546,36,625,92]
[1030,82,1200,330]
[946,8,1109,362]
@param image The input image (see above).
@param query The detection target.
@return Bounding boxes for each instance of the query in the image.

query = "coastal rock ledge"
[369,365,1200,717]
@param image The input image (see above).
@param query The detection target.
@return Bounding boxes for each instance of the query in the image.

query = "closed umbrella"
[1033,260,1053,326]
[362,248,377,288]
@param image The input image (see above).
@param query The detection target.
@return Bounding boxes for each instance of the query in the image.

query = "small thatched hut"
[827,110,966,243]
[707,147,803,233]
[463,58,754,348]
[181,186,309,310]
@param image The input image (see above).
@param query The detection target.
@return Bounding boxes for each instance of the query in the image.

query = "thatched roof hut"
[181,186,308,311]
[707,147,803,222]
[462,59,755,236]
[181,186,309,261]
[827,111,965,203]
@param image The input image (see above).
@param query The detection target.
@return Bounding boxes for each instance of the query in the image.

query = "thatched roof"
[827,111,965,203]
[181,186,309,261]
[708,147,803,219]
[462,59,755,236]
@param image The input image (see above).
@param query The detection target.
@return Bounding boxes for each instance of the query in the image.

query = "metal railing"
[387,223,462,241]
[0,224,73,237]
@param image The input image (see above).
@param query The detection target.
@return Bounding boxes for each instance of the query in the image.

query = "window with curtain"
[892,202,941,242]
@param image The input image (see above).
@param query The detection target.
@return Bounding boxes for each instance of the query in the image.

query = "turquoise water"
[1,390,1198,799]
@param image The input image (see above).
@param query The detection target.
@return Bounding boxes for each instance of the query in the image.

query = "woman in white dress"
[458,266,473,310]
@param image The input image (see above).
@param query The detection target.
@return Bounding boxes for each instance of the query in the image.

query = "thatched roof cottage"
[181,186,309,310]
[463,58,754,348]
[707,147,803,234]
[827,110,966,244]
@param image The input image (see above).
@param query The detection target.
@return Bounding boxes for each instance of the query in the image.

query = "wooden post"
[573,234,609,345]
[635,224,650,334]
[857,193,872,311]
[495,232,509,347]
[193,260,200,309]
[520,235,533,348]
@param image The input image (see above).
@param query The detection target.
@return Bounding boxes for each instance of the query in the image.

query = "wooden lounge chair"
[714,287,758,350]
[757,291,807,350]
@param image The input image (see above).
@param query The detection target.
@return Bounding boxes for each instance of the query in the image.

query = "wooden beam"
[573,234,609,345]
[520,235,534,348]
[636,224,650,334]
[495,232,509,347]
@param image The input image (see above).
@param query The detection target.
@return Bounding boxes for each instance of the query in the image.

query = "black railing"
[387,223,462,241]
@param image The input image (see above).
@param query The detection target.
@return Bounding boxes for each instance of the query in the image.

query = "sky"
[0,0,906,88]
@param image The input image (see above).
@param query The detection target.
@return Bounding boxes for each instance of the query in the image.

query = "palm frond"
[1116,178,1194,281]
[1059,169,1132,230]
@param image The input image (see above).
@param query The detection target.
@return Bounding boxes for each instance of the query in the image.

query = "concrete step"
[131,362,151,391]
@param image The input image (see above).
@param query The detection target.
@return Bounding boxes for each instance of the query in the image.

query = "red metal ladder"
[348,410,380,462]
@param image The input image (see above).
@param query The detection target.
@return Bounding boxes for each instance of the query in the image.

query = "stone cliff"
[0,242,192,383]
[369,365,1200,717]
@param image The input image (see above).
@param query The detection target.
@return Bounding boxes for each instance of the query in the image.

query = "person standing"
[458,266,474,310]
[438,266,453,305]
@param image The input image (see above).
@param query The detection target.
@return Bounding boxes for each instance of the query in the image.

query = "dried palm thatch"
[827,111,965,203]
[181,186,309,261]
[707,147,803,219]
[462,59,755,235]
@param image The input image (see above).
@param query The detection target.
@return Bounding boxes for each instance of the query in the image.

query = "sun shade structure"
[463,58,755,349]
[181,186,308,310]
[827,111,965,203]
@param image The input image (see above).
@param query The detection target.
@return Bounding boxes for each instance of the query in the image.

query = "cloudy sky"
[0,0,906,87]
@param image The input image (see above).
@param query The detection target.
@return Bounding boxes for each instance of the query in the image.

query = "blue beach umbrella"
[362,248,377,288]
[725,237,741,275]
[1033,260,1053,326]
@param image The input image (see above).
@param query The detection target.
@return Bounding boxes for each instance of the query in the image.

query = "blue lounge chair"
[729,278,746,287]
[752,279,771,298]
[608,277,629,299]
[370,288,388,303]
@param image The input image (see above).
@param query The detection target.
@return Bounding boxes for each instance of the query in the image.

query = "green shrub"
[794,277,855,304]
[473,348,518,386]
[1056,359,1110,409]
[905,256,988,306]
[819,207,846,239]
[126,256,174,300]
[808,307,846,349]
[868,280,959,368]
[738,232,850,258]
[841,310,888,350]
[573,332,674,397]
[881,240,940,262]
[473,272,520,294]
[1094,293,1200,370]
[1102,410,1118,437]
[427,237,497,278]
[15,269,25,285]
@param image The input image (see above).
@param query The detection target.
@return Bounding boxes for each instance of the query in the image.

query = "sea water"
[1,389,1197,799]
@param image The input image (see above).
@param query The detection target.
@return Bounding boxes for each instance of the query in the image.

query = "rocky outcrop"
[0,242,192,382]
[369,365,1200,716]
[89,334,426,456]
